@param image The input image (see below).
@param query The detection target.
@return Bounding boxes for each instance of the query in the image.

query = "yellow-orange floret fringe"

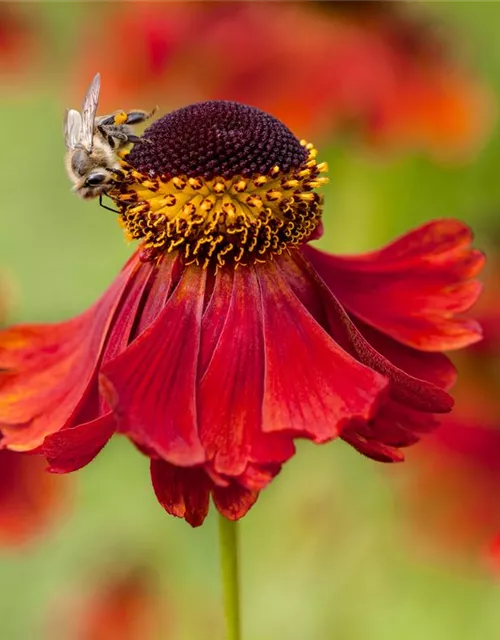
[109,142,328,268]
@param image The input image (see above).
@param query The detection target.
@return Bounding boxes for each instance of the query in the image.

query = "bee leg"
[100,125,132,144]
[126,134,148,144]
[97,113,119,126]
[98,125,146,147]
[99,194,119,214]
[97,107,158,128]
[124,107,158,125]
[112,130,129,143]
[97,124,117,149]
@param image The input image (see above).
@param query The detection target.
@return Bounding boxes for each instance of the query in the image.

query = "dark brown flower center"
[126,100,308,179]
[109,101,328,267]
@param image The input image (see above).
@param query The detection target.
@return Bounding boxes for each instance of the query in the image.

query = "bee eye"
[85,174,106,187]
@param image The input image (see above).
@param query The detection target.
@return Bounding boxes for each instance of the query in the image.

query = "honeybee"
[63,73,156,204]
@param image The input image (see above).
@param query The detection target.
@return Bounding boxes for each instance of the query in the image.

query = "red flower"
[0,449,67,545]
[399,259,500,567]
[73,1,492,158]
[0,101,483,526]
[0,4,40,79]
[49,565,166,640]
[403,409,500,568]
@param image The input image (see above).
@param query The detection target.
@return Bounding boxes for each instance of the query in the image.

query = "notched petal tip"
[150,459,260,525]
[212,484,259,521]
[304,218,485,353]
[151,460,210,528]
[293,250,455,415]
[199,267,296,479]
[287,248,458,463]
[342,431,407,463]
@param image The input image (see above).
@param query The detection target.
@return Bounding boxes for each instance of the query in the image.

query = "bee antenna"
[99,194,119,214]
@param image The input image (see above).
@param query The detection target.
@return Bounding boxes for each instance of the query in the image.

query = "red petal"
[257,259,389,443]
[199,270,232,377]
[352,318,457,391]
[236,463,280,491]
[212,483,259,521]
[102,267,206,466]
[150,459,210,527]
[50,256,156,430]
[290,251,453,414]
[303,219,484,351]
[341,431,405,463]
[285,250,455,461]
[342,388,445,463]
[95,258,157,419]
[0,320,96,424]
[199,267,295,477]
[0,261,136,450]
[344,396,435,452]
[135,253,178,335]
[100,259,156,365]
[43,413,116,473]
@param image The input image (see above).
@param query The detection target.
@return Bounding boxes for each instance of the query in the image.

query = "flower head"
[112,101,324,267]
[0,101,484,526]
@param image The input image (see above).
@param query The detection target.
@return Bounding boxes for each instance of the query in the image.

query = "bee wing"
[63,108,83,149]
[80,72,101,152]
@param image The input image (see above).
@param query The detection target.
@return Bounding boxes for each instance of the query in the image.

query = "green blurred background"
[1,2,500,639]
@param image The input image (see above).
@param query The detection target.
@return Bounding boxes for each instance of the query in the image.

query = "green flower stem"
[218,514,242,640]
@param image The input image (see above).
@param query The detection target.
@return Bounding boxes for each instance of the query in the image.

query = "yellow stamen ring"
[109,142,328,268]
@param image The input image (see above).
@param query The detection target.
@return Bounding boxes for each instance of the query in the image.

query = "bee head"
[76,169,115,199]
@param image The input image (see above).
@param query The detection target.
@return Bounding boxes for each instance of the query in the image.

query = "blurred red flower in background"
[0,103,484,526]
[49,565,166,640]
[0,449,66,546]
[0,280,67,546]
[0,3,40,80]
[73,1,492,159]
[400,258,500,569]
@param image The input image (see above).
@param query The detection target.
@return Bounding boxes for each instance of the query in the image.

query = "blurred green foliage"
[0,3,500,639]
